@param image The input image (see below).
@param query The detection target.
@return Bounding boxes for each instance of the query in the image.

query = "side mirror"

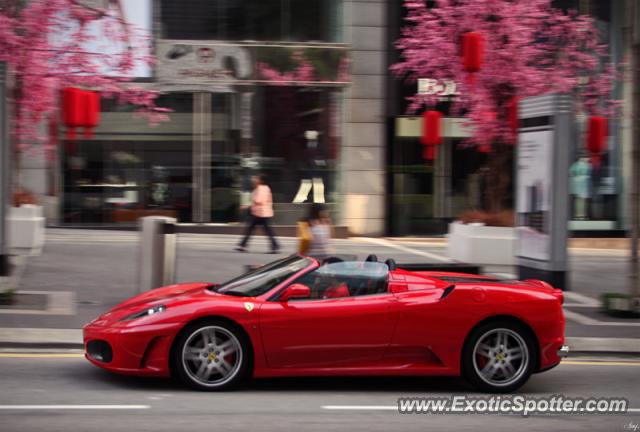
[280,284,311,302]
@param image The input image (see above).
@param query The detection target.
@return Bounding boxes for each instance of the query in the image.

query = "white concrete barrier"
[447,221,516,265]
[7,205,45,254]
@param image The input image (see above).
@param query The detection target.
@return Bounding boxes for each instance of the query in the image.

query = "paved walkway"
[0,229,637,344]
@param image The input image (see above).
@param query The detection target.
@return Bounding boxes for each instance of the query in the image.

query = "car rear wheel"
[462,321,536,393]
[173,320,250,391]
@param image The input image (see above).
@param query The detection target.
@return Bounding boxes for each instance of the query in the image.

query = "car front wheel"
[462,322,536,393]
[173,320,250,391]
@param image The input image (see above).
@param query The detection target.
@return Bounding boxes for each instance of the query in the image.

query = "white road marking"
[322,406,640,413]
[570,248,629,256]
[563,291,601,307]
[0,405,150,410]
[323,405,397,411]
[353,237,451,262]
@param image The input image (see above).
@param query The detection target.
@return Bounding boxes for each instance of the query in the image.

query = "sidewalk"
[0,229,637,353]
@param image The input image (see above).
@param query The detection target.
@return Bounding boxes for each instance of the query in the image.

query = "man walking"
[235,174,280,253]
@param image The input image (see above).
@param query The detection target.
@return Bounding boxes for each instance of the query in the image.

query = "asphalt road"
[0,353,638,432]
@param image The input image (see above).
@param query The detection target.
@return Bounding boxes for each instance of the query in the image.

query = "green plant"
[0,283,15,305]
[601,293,640,318]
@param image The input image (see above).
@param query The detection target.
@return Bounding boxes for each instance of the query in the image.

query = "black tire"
[172,319,251,391]
[462,320,537,393]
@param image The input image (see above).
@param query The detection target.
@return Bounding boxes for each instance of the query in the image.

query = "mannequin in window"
[570,156,591,220]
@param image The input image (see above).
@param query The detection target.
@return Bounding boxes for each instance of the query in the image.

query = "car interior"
[291,256,393,300]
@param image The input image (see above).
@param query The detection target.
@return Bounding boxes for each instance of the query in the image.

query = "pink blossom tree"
[393,0,618,212]
[0,0,168,169]
[258,51,316,85]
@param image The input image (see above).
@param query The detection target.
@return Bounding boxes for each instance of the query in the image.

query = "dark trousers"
[239,215,279,251]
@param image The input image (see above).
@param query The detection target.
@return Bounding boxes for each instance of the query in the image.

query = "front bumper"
[83,321,183,377]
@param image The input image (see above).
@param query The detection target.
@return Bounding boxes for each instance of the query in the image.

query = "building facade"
[385,0,637,236]
[24,0,636,236]
[43,0,388,235]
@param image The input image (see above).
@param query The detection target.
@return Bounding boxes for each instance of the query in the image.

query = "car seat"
[323,283,350,299]
[385,258,397,270]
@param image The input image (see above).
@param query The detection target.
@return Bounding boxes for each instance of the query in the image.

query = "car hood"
[87,282,218,326]
[110,282,214,312]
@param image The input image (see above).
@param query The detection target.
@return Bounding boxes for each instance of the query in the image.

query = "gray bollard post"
[138,216,177,292]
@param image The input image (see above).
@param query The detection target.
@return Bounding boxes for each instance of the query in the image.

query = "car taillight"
[553,289,564,305]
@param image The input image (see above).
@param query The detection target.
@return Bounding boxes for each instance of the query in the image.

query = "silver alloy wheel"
[472,328,529,387]
[181,325,243,387]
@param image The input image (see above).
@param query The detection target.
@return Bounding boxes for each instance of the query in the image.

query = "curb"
[0,329,638,355]
[0,328,82,348]
[383,237,631,251]
[565,337,640,355]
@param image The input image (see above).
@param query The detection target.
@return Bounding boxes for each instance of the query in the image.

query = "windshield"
[213,255,312,297]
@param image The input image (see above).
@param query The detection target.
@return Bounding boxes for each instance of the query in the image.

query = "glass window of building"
[62,93,194,225]
[160,0,343,42]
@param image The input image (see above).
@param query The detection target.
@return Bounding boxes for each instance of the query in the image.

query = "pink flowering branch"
[392,0,620,149]
[258,51,316,85]
[0,0,168,153]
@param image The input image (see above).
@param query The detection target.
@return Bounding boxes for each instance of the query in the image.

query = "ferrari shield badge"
[244,302,254,312]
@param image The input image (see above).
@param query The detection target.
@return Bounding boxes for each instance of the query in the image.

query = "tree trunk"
[484,142,513,213]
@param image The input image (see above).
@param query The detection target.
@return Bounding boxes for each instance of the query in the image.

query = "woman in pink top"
[235,175,280,253]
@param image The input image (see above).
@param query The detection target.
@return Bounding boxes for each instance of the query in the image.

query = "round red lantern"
[62,87,84,139]
[421,110,442,161]
[586,116,607,166]
[82,90,101,138]
[462,32,484,73]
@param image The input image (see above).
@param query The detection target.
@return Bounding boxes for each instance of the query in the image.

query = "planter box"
[447,221,516,266]
[7,205,45,254]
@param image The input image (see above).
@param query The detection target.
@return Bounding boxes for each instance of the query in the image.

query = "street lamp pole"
[0,61,9,276]
[630,0,640,299]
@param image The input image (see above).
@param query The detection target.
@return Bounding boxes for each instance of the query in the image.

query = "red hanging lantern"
[82,90,100,138]
[62,87,84,139]
[507,96,519,143]
[421,110,442,161]
[462,32,484,73]
[587,116,607,167]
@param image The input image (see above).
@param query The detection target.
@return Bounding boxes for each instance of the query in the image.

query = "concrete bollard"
[138,216,177,292]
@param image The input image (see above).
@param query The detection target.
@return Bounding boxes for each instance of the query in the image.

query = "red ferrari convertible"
[83,255,567,393]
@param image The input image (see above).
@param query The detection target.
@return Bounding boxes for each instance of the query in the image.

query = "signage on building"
[417,78,459,97]
[157,41,253,83]
[157,41,350,86]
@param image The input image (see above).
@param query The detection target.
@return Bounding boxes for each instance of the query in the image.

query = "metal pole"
[138,216,177,292]
[0,61,9,276]
[629,0,640,299]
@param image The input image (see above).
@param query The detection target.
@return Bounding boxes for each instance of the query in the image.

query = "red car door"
[258,262,396,369]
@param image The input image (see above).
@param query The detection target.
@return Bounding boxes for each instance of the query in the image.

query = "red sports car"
[83,255,568,393]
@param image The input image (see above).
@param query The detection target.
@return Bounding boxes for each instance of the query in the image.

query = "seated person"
[322,280,350,299]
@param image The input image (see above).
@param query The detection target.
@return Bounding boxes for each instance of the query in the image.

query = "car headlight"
[120,305,167,321]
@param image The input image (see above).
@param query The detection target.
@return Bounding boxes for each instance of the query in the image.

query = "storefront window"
[62,93,194,225]
[61,87,343,226]
[160,0,343,43]
[388,130,488,236]
[253,86,339,207]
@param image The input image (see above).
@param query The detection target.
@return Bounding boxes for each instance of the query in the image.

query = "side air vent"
[87,340,113,363]
[440,285,455,300]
